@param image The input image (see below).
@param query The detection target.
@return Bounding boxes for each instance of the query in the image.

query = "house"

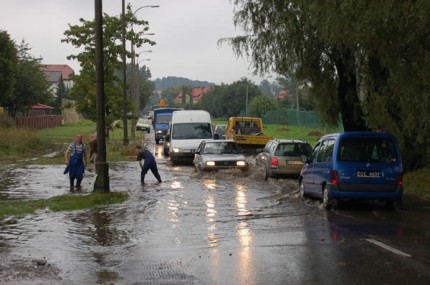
[40,64,75,96]
[276,89,289,101]
[174,87,212,104]
[28,103,55,116]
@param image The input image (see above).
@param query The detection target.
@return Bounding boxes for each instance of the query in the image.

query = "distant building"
[276,89,289,101]
[174,87,213,104]
[40,64,75,96]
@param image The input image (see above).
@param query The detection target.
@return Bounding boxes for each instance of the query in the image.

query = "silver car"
[256,139,312,180]
[194,139,248,171]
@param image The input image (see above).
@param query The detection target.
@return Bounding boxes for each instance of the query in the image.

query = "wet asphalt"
[1,134,430,284]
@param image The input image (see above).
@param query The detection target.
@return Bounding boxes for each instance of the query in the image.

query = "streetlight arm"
[134,5,160,16]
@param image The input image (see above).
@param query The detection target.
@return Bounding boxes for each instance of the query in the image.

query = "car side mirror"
[301,155,308,163]
[195,150,200,155]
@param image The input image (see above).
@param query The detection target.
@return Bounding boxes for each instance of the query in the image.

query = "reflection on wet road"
[1,136,430,284]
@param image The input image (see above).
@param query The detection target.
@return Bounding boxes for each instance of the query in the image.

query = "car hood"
[201,153,246,161]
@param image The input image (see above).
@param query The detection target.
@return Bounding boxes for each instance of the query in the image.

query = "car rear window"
[338,137,398,163]
[275,143,311,156]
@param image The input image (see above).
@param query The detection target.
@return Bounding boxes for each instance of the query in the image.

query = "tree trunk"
[335,48,368,131]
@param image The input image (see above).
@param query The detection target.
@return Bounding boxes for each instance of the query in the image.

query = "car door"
[311,139,335,197]
[302,141,322,195]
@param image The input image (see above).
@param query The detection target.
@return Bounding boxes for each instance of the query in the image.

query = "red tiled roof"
[276,89,289,100]
[40,64,75,80]
[174,87,213,104]
[31,103,54,109]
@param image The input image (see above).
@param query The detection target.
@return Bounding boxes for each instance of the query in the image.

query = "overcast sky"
[0,0,271,85]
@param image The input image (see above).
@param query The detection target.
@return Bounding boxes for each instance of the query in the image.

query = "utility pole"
[121,0,129,145]
[94,0,110,192]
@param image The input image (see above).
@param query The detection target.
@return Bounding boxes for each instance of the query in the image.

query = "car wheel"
[147,129,150,133]
[322,187,332,210]
[155,139,159,145]
[263,165,270,180]
[299,181,307,200]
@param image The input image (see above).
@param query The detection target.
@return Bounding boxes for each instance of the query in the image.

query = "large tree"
[12,41,51,117]
[0,38,49,117]
[0,31,18,111]
[62,4,155,123]
[229,0,430,169]
[199,78,262,118]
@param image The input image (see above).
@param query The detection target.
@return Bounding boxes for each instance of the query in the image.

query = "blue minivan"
[299,132,403,209]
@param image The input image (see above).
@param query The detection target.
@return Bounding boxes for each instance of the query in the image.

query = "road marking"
[365,238,411,258]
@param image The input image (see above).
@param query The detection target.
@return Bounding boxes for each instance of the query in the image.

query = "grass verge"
[0,192,128,219]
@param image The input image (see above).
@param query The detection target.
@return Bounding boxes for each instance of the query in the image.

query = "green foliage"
[62,4,155,122]
[0,30,18,109]
[229,0,430,170]
[0,35,49,118]
[11,41,51,116]
[154,76,215,91]
[404,168,430,200]
[200,78,262,117]
[0,113,15,128]
[248,95,279,117]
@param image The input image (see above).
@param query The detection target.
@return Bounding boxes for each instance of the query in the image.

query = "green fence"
[262,109,325,128]
[237,108,343,129]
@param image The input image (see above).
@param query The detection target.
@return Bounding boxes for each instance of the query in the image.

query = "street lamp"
[129,7,157,137]
[122,2,159,141]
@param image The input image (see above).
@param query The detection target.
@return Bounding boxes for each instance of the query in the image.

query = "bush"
[0,113,15,128]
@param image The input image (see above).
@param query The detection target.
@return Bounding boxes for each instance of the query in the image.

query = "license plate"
[356,170,381,178]
[287,161,303,165]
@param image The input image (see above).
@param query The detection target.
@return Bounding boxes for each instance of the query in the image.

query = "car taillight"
[271,157,278,167]
[397,173,403,186]
[330,170,339,185]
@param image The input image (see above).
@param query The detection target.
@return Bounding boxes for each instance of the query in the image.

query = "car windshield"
[215,125,227,133]
[138,119,150,124]
[275,143,311,156]
[172,123,212,140]
[338,137,398,163]
[203,142,240,154]
[157,114,172,124]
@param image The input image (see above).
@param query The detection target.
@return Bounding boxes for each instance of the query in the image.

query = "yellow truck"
[225,117,273,149]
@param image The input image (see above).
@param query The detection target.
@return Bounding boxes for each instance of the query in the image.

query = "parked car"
[256,139,312,180]
[213,124,227,139]
[193,139,248,171]
[136,118,151,133]
[299,132,403,210]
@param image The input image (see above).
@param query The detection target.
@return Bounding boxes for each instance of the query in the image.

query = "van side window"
[309,142,321,163]
[317,139,335,162]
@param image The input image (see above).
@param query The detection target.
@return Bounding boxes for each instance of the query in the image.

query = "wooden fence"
[15,115,64,130]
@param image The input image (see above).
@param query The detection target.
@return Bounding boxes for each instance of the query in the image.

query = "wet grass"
[0,192,128,218]
[404,168,430,200]
[0,128,49,162]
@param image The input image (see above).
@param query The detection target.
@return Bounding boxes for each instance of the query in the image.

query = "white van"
[167,110,213,164]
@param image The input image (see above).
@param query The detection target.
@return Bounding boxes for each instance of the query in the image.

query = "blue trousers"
[141,161,162,184]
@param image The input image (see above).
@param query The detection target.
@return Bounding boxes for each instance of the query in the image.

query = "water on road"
[1,137,430,284]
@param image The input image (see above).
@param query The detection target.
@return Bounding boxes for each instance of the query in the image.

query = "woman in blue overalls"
[65,133,88,188]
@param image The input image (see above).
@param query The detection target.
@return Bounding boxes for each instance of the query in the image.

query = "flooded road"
[1,136,430,284]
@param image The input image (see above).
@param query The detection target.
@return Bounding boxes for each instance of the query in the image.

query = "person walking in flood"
[65,133,88,188]
[135,145,162,185]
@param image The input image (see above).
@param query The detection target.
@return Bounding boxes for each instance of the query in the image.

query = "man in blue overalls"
[65,133,88,188]
[135,145,162,185]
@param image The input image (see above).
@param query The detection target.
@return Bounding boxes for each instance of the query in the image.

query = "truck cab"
[226,117,273,150]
